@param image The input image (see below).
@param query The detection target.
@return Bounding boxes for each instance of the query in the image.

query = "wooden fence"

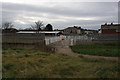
[2,33,45,50]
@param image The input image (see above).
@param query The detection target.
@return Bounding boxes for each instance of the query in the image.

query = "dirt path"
[52,39,119,61]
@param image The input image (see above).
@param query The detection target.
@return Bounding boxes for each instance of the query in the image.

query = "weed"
[83,58,105,63]
[16,56,23,58]
[2,51,7,54]
[12,48,17,50]
[60,54,68,56]
[59,68,73,77]
[3,64,13,70]
[2,48,119,78]
[78,55,84,58]
[24,54,30,57]
[2,48,8,50]
[40,53,50,57]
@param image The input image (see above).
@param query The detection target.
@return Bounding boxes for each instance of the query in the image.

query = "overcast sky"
[1,0,119,30]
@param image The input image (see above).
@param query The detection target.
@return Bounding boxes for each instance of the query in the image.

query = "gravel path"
[52,39,119,61]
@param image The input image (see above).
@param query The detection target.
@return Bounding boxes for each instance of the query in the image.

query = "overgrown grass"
[2,48,119,78]
[70,43,120,57]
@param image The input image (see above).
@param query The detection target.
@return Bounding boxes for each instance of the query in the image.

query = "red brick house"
[101,23,120,34]
[2,28,19,33]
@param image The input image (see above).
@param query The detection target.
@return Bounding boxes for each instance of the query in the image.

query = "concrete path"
[52,39,119,61]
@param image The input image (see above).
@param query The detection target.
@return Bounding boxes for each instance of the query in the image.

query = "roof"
[40,31,60,33]
[101,24,120,29]
[17,31,60,34]
[101,24,120,26]
[62,26,81,30]
[84,29,97,31]
[3,28,18,30]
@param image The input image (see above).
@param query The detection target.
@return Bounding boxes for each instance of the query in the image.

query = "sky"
[1,0,119,30]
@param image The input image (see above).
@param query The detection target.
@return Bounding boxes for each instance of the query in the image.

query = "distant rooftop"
[17,31,60,34]
[101,23,120,29]
[101,23,120,26]
[62,26,81,30]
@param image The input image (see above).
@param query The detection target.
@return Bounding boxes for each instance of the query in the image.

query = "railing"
[45,35,92,46]
[44,34,120,46]
[67,35,92,45]
[45,36,66,45]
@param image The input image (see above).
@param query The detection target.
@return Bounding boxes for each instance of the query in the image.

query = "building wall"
[102,29,120,34]
[77,30,81,34]
[2,29,19,33]
[84,31,93,34]
[101,24,120,34]
[63,28,81,34]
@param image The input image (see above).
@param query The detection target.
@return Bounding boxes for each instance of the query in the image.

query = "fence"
[65,34,120,46]
[2,33,45,50]
[67,35,92,45]
[45,35,93,46]
[45,36,66,45]
[92,34,120,41]
[4,33,119,49]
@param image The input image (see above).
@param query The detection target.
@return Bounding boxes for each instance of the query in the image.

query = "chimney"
[105,23,107,25]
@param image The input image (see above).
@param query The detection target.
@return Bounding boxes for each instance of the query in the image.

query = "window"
[116,28,120,32]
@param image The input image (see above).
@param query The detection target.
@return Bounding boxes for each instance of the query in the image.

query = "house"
[2,28,19,33]
[62,26,82,35]
[101,23,120,34]
[84,29,98,34]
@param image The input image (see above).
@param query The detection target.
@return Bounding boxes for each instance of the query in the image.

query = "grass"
[2,48,119,78]
[70,43,120,57]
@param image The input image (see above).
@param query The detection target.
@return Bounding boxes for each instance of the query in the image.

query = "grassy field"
[2,48,119,78]
[70,43,120,57]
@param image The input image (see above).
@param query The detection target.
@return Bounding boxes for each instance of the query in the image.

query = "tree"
[31,20,44,33]
[2,22,13,30]
[45,24,53,31]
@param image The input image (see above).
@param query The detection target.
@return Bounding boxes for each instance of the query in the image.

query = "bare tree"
[2,22,13,30]
[31,20,44,33]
